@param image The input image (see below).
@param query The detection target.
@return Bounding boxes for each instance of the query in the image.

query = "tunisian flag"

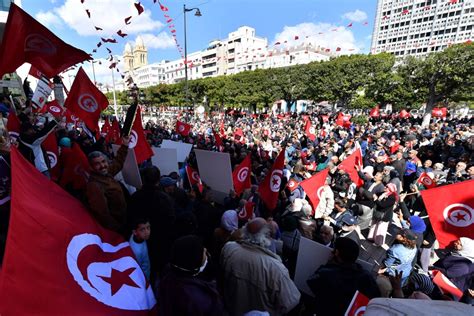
[432,107,447,118]
[232,155,252,196]
[287,178,300,192]
[417,172,436,189]
[59,143,90,191]
[369,105,380,118]
[0,3,90,78]
[336,113,351,128]
[305,120,316,141]
[421,180,474,248]
[338,149,364,187]
[128,108,153,164]
[432,270,463,300]
[42,132,60,181]
[64,67,108,131]
[0,148,156,315]
[399,109,411,119]
[344,290,370,316]
[175,121,191,136]
[101,118,111,137]
[258,148,286,211]
[42,100,64,119]
[300,169,329,210]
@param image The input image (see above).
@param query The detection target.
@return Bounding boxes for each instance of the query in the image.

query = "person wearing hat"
[159,235,224,316]
[339,214,361,246]
[378,229,418,286]
[220,217,300,316]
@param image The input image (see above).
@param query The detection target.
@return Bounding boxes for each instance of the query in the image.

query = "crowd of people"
[0,97,473,315]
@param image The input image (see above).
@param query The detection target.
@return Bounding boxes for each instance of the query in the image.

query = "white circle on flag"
[309,126,315,135]
[270,170,282,192]
[443,203,474,228]
[50,106,61,113]
[128,130,138,149]
[317,186,324,200]
[237,167,249,182]
[47,151,57,168]
[192,171,200,182]
[354,306,366,316]
[421,176,433,186]
[178,124,185,132]
[78,94,99,113]
[66,233,156,310]
[25,34,57,55]
[288,181,296,188]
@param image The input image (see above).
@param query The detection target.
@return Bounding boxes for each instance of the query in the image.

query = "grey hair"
[242,225,272,248]
[88,151,107,163]
[320,225,334,236]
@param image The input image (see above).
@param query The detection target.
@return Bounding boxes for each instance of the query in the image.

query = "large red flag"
[59,143,90,191]
[369,105,380,118]
[300,169,329,210]
[0,148,156,315]
[258,148,286,211]
[344,290,370,316]
[64,67,108,131]
[432,107,447,118]
[232,155,252,196]
[417,172,436,189]
[0,4,90,78]
[305,120,316,141]
[101,117,111,137]
[421,180,474,248]
[213,129,224,151]
[175,121,191,136]
[107,119,122,145]
[338,149,364,187]
[128,108,153,164]
[42,132,60,181]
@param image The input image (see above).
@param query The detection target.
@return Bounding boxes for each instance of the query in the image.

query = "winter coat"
[85,145,128,233]
[220,241,300,316]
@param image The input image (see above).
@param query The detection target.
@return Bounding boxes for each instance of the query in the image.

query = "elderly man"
[85,136,130,234]
[220,217,300,316]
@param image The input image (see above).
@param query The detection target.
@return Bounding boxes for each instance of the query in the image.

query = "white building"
[121,26,332,88]
[371,0,474,57]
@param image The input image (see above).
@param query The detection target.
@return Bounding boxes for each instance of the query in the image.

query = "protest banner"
[160,140,193,162]
[151,148,179,176]
[112,145,142,189]
[194,149,233,204]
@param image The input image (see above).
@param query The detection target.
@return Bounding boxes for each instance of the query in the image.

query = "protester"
[307,237,380,316]
[85,135,130,235]
[129,217,151,280]
[220,217,300,315]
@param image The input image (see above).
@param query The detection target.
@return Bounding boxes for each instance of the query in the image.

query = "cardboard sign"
[294,237,333,297]
[194,149,233,204]
[160,140,193,163]
[151,147,179,176]
[112,145,142,189]
[31,75,52,109]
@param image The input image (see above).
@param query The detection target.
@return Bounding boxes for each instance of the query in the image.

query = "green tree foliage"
[107,43,472,117]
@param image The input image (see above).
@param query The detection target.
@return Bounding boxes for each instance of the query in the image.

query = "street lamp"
[183,4,202,105]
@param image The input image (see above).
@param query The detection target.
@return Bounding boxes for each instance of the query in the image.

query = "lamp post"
[183,4,202,105]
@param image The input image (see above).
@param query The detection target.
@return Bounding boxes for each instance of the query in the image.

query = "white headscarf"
[221,210,238,233]
[457,237,474,263]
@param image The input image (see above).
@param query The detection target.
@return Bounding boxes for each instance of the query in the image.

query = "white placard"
[112,145,142,189]
[151,147,179,176]
[160,140,193,162]
[31,75,52,109]
[194,149,233,204]
[294,237,333,297]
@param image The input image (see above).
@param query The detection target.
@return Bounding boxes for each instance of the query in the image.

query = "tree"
[397,43,474,127]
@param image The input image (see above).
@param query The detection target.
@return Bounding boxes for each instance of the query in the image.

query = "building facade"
[123,26,332,88]
[371,0,474,57]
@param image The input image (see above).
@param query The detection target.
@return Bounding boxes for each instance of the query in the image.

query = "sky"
[21,0,377,87]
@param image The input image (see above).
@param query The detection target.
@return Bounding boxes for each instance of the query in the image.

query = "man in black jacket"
[307,237,380,316]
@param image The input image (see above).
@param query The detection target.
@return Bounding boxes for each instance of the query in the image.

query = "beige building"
[123,36,148,73]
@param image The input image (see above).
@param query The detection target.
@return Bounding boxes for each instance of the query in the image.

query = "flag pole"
[111,58,118,119]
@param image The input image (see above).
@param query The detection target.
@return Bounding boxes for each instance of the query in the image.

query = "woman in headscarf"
[433,237,474,292]
[368,183,398,246]
[212,210,242,260]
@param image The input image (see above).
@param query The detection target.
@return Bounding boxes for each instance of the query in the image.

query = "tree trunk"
[422,97,435,128]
